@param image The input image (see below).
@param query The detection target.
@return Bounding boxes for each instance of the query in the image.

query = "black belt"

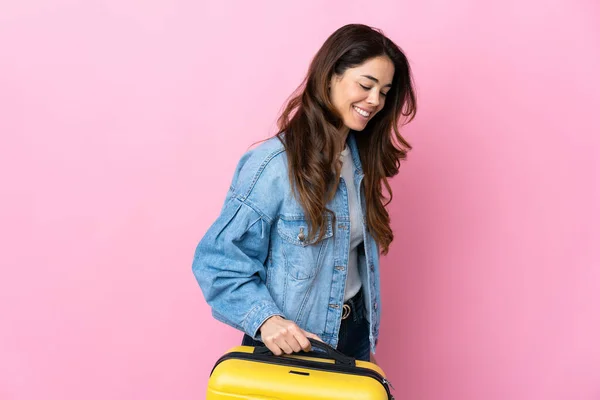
[341,289,364,321]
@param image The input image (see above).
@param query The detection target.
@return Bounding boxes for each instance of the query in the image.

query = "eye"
[360,82,388,97]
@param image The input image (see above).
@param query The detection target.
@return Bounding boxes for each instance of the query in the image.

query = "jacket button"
[335,266,345,271]
[369,264,375,272]
[373,302,378,311]
[297,227,306,242]
[329,304,340,309]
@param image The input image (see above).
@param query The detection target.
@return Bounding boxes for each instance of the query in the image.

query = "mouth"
[353,105,373,120]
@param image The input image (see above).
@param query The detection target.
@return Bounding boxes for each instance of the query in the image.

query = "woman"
[192,23,416,362]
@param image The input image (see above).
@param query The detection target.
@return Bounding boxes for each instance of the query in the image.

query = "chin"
[345,122,368,132]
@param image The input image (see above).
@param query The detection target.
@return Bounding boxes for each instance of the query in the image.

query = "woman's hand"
[259,315,323,355]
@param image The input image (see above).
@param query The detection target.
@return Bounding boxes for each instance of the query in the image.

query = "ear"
[328,73,339,89]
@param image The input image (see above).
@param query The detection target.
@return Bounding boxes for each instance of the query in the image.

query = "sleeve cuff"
[243,301,285,340]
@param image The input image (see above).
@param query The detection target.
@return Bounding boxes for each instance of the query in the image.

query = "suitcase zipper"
[382,378,395,390]
[211,352,394,399]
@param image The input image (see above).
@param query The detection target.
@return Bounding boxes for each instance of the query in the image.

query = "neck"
[338,127,350,153]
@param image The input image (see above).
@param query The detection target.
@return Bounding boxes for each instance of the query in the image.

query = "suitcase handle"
[253,338,356,366]
[306,338,356,366]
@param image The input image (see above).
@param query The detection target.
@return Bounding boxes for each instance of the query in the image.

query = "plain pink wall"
[1,1,599,399]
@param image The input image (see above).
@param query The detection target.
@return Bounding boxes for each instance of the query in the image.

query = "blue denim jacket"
[192,133,382,354]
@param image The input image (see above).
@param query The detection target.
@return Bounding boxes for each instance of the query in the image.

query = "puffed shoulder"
[228,135,291,223]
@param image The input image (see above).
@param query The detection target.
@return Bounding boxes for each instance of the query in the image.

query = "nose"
[366,89,380,107]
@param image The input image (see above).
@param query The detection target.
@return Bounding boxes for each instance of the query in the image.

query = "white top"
[339,146,364,301]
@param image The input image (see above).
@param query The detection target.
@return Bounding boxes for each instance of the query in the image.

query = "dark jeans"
[241,289,371,361]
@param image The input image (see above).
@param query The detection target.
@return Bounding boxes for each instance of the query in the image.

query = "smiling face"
[329,55,395,133]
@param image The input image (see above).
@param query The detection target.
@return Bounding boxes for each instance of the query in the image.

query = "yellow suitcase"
[206,339,394,399]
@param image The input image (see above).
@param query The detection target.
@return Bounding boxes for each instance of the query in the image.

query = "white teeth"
[353,106,370,117]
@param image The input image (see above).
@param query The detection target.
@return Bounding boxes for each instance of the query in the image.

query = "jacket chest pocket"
[276,216,334,281]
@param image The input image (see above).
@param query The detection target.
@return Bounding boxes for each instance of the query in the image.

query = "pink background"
[1,1,599,399]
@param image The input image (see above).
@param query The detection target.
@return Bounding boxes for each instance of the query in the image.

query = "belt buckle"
[342,304,351,320]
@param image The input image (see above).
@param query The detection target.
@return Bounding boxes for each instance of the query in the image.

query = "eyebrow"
[361,75,392,88]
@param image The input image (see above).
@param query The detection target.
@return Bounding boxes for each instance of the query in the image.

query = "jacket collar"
[346,132,364,176]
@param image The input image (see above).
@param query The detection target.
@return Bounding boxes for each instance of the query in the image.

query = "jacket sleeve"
[192,189,284,339]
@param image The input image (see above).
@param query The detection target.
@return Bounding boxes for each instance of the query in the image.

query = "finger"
[264,340,282,356]
[274,335,294,355]
[286,326,307,352]
[303,330,324,343]
[293,329,311,352]
[287,336,303,353]
[280,328,301,354]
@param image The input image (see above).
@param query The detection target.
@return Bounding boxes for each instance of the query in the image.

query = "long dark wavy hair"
[276,24,417,255]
